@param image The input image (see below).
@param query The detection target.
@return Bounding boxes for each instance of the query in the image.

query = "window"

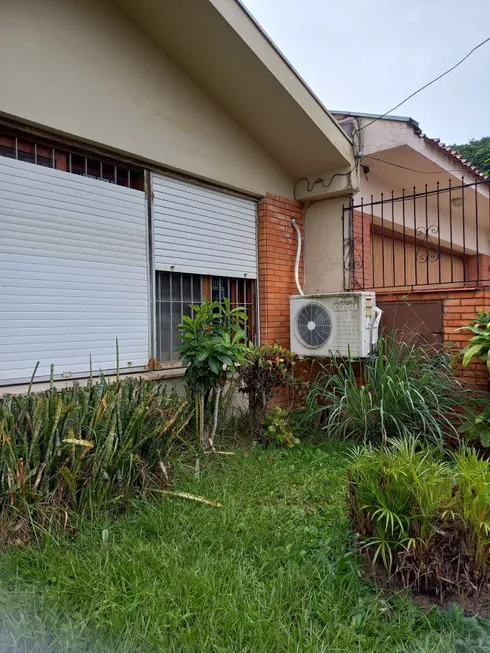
[155,272,203,362]
[155,271,257,363]
[0,128,143,190]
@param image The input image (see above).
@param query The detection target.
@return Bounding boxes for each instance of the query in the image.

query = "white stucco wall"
[0,0,294,197]
[304,198,346,293]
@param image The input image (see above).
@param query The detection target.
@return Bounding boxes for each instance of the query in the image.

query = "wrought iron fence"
[343,178,490,291]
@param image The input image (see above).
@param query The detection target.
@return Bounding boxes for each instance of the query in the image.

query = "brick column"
[466,254,490,286]
[443,288,490,389]
[257,193,304,347]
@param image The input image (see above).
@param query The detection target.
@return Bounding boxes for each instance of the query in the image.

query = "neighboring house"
[333,111,490,386]
[0,0,356,389]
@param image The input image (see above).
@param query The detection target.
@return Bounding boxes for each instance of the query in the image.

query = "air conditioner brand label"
[333,297,358,312]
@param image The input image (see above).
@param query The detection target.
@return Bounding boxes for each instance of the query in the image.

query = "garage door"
[0,157,149,384]
[152,174,257,278]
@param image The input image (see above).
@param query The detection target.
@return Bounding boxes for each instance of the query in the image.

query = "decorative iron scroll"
[415,225,440,264]
[344,236,363,271]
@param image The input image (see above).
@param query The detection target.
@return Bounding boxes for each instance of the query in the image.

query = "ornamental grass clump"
[306,336,470,446]
[348,438,490,597]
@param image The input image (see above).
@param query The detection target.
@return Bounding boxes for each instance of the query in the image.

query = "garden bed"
[348,438,490,625]
[364,555,490,619]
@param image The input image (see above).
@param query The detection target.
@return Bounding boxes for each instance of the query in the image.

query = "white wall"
[304,198,346,293]
[0,0,293,198]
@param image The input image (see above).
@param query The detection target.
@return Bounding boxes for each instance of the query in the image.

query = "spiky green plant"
[0,377,192,532]
[349,438,490,596]
[307,336,470,446]
[451,449,490,578]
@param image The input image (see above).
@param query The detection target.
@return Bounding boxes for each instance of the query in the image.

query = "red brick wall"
[257,193,304,347]
[377,287,490,391]
[466,254,490,286]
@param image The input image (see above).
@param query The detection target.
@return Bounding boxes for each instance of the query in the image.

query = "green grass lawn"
[0,441,474,652]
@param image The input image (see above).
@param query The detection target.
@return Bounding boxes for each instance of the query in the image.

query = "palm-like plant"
[349,439,490,595]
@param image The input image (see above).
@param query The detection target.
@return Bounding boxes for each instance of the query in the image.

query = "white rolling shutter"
[0,157,149,384]
[152,174,257,278]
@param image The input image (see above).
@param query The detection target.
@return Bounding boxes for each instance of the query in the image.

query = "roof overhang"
[332,110,489,183]
[332,110,420,131]
[114,0,355,179]
[362,145,489,199]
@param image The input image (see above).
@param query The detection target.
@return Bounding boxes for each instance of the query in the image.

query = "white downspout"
[291,219,304,296]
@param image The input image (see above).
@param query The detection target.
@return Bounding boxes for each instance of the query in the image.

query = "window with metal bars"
[155,271,257,363]
[0,128,143,190]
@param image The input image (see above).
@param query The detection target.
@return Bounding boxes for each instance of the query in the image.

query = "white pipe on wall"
[291,218,304,296]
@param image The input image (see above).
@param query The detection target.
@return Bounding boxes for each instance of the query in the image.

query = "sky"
[241,0,490,145]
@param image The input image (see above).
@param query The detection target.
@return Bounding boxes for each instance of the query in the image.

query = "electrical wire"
[293,36,490,198]
[359,36,490,131]
[293,166,356,200]
[293,129,361,199]
[293,109,364,199]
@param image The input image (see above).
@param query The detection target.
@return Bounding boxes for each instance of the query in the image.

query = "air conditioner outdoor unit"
[290,292,382,358]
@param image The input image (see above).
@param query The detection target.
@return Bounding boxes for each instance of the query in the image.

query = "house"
[0,0,356,390]
[333,111,490,387]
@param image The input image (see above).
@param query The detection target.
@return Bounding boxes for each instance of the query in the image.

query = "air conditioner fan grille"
[295,302,332,348]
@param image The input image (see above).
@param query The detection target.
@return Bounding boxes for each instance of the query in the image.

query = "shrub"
[456,312,490,371]
[348,438,490,596]
[237,343,295,437]
[261,406,300,448]
[459,404,490,449]
[0,377,191,535]
[306,336,469,446]
[177,299,247,450]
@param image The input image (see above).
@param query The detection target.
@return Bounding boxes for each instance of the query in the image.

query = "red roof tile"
[414,130,488,181]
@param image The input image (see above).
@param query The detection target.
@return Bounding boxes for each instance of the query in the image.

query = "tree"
[451,136,490,176]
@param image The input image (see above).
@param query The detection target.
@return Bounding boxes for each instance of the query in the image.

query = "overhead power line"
[359,36,490,131]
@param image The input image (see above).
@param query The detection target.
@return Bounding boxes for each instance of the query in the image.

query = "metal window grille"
[155,271,203,362]
[211,276,256,344]
[155,271,257,363]
[0,128,143,190]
